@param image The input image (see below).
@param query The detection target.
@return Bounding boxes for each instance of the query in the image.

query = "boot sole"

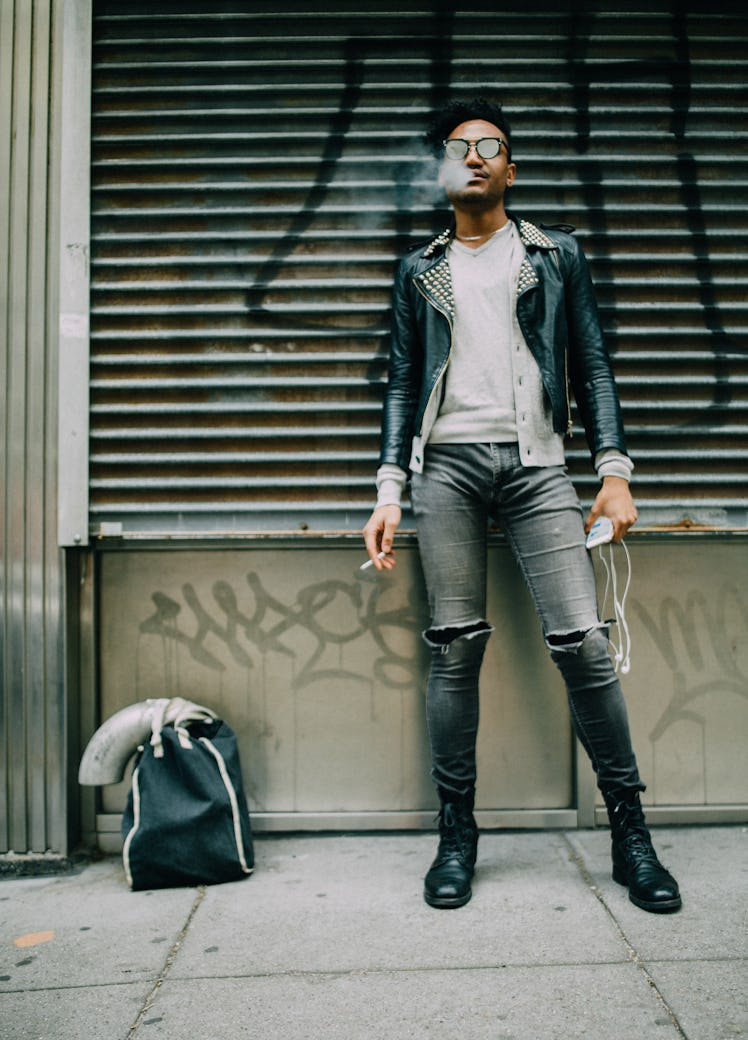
[424,888,472,909]
[627,891,682,913]
[612,869,682,913]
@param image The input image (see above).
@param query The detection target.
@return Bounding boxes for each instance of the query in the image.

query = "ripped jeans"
[410,443,643,801]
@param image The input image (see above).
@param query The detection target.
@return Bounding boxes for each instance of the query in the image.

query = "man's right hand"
[362,504,401,570]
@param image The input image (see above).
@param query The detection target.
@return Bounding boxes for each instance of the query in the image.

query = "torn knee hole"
[547,629,588,648]
[425,620,493,648]
[546,623,606,653]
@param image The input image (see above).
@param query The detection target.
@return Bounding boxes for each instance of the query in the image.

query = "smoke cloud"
[437,160,473,195]
[399,150,469,212]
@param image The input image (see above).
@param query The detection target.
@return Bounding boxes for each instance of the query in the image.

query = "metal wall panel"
[88,1,748,537]
[93,535,748,839]
[0,0,68,854]
[95,543,574,833]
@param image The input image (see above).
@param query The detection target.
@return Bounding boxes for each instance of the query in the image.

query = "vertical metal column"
[0,0,90,856]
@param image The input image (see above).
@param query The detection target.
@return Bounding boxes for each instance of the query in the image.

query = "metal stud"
[519,220,555,250]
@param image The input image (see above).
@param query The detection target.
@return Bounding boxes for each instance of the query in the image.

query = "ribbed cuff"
[595,449,634,482]
[375,464,407,508]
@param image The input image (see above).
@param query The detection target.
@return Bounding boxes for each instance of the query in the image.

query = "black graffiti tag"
[139,571,426,692]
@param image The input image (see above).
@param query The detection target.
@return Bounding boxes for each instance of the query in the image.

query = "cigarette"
[360,551,387,571]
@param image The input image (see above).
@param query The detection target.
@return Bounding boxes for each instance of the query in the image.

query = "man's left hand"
[585,476,638,542]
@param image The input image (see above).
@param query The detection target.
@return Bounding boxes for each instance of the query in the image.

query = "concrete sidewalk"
[1,826,746,1040]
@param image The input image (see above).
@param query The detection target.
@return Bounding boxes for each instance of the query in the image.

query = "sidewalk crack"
[561,833,690,1040]
[125,885,206,1039]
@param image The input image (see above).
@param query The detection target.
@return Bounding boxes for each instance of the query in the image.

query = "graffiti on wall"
[243,9,740,406]
[127,562,748,807]
[138,570,427,698]
[632,584,748,760]
[137,567,748,727]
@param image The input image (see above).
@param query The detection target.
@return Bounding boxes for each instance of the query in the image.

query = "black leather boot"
[604,790,681,913]
[424,798,478,909]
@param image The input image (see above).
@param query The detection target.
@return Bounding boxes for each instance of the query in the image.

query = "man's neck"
[453,205,510,248]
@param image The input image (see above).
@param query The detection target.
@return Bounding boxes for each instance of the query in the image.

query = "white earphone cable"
[597,540,632,675]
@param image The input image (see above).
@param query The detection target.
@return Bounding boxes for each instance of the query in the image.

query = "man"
[362,97,681,914]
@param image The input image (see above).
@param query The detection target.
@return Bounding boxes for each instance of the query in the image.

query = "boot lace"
[436,804,474,863]
[618,829,661,866]
[611,801,661,866]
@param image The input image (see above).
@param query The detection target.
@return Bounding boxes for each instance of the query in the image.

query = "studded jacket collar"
[379,211,627,473]
[414,217,555,323]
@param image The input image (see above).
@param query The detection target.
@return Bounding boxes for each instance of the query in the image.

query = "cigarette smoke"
[345,147,477,233]
[397,150,470,213]
[437,160,473,195]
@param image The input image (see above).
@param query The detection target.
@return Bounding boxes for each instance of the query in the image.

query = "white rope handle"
[149,697,217,754]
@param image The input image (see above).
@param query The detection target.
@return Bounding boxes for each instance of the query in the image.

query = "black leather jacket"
[379,213,627,473]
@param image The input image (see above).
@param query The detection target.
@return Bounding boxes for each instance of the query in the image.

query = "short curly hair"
[425,96,512,161]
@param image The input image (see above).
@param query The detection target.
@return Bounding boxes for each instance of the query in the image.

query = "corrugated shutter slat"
[90,2,748,534]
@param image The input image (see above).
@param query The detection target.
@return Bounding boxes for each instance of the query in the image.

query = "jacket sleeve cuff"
[375,464,408,508]
[595,449,634,482]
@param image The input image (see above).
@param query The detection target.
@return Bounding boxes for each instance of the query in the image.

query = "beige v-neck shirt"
[429,221,565,470]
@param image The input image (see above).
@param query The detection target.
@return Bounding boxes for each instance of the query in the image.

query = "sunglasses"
[443,137,507,161]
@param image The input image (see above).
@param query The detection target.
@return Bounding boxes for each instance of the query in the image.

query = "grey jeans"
[410,443,643,801]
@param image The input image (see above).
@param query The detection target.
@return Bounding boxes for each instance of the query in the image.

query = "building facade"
[2,0,747,856]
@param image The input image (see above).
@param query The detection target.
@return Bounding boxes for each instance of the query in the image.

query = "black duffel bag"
[122,702,254,891]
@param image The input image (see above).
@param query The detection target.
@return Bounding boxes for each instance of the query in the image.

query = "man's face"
[439,118,516,208]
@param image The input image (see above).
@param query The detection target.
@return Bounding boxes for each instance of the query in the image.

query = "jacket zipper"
[564,346,573,437]
[549,248,573,438]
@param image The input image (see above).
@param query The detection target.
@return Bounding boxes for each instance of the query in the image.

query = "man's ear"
[506,162,517,187]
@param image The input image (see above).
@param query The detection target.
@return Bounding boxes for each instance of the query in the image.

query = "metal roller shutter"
[90,1,748,536]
